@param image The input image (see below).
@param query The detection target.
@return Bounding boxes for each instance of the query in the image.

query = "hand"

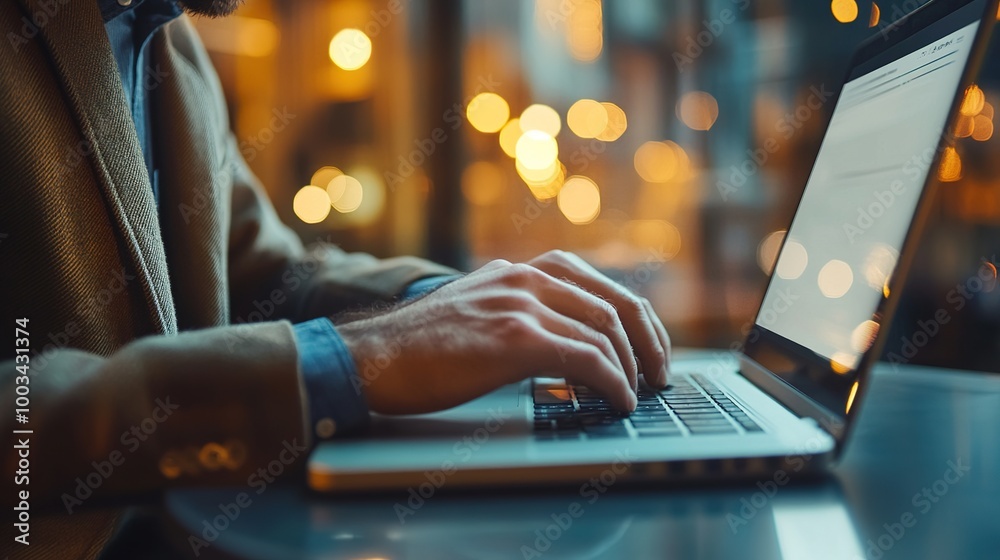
[526,250,670,387]
[336,254,670,415]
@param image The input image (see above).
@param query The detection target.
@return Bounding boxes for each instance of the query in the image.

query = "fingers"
[525,301,630,389]
[641,298,671,385]
[533,277,639,392]
[532,331,637,411]
[529,251,670,388]
[501,264,639,392]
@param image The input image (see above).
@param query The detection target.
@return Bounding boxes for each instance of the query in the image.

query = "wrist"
[334,319,390,410]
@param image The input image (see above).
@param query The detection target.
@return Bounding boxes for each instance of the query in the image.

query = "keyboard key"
[534,388,572,404]
[677,411,725,418]
[630,411,671,418]
[687,424,737,434]
[630,417,677,425]
[681,417,730,424]
[532,377,758,442]
[583,426,629,438]
[636,429,684,437]
[535,402,574,409]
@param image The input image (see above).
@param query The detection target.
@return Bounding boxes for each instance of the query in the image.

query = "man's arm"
[1,321,308,509]
[224,134,458,324]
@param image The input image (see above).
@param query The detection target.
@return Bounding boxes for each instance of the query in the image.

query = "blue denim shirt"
[99,0,456,441]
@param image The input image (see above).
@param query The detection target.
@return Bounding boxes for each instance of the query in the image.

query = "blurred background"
[193,0,999,372]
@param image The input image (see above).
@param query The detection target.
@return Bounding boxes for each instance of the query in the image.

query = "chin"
[178,0,244,18]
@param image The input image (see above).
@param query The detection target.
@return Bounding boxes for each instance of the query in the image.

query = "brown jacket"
[0,0,453,534]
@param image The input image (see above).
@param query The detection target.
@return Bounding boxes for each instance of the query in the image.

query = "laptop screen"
[750,1,985,416]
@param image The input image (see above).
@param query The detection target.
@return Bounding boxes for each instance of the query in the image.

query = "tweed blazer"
[1,0,454,552]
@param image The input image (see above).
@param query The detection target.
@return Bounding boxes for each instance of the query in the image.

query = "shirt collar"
[99,0,182,24]
[99,0,145,23]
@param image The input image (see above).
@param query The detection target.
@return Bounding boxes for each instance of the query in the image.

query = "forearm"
[1,321,308,508]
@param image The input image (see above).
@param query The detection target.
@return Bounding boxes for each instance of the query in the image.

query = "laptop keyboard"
[532,374,763,440]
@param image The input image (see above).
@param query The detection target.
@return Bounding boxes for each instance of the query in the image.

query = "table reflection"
[165,365,1000,560]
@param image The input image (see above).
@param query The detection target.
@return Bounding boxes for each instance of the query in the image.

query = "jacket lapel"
[14,0,177,334]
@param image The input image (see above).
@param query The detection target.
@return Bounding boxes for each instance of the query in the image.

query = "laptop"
[308,0,997,492]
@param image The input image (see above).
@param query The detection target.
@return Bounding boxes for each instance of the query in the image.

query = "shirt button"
[316,418,336,439]
[117,0,132,6]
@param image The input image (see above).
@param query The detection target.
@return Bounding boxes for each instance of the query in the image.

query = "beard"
[177,0,244,17]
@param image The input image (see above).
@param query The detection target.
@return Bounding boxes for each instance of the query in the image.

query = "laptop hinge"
[738,354,846,440]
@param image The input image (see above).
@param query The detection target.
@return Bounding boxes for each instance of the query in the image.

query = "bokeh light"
[596,102,627,141]
[311,166,343,190]
[863,245,898,290]
[515,130,559,170]
[972,115,994,141]
[939,146,962,182]
[982,261,998,292]
[634,140,684,183]
[519,104,562,137]
[830,352,857,374]
[467,93,510,133]
[567,0,603,62]
[959,85,985,117]
[776,240,808,280]
[869,2,881,27]
[757,230,787,275]
[851,319,880,353]
[499,118,522,157]
[557,176,601,224]
[520,163,565,200]
[845,381,860,413]
[329,28,372,71]
[329,175,364,213]
[818,260,854,298]
[624,220,682,260]
[516,158,562,190]
[293,185,332,224]
[676,91,719,131]
[342,167,386,224]
[462,161,506,206]
[831,0,859,23]
[567,99,609,139]
[954,115,975,138]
